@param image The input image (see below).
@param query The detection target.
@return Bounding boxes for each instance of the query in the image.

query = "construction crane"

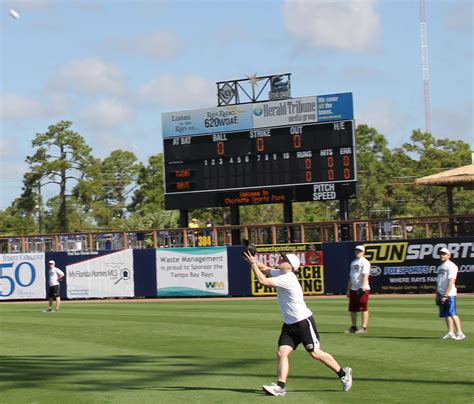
[420,0,432,134]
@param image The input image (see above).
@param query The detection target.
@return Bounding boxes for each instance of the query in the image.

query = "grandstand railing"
[0,214,472,253]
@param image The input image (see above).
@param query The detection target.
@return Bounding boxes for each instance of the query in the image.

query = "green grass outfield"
[1,296,473,404]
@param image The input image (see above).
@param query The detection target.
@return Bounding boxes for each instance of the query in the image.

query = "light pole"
[37,181,44,234]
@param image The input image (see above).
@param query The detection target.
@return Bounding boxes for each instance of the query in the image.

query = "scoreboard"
[164,119,358,209]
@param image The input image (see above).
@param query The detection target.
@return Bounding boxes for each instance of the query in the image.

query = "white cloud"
[0,93,47,120]
[112,31,183,60]
[138,74,215,109]
[48,92,76,115]
[357,98,413,137]
[0,136,27,209]
[87,130,140,156]
[446,1,473,33]
[432,102,473,145]
[4,0,54,11]
[339,65,385,81]
[49,58,127,97]
[79,98,135,129]
[0,136,19,159]
[216,24,252,47]
[283,0,380,52]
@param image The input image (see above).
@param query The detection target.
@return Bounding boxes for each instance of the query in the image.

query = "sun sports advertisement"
[364,238,473,293]
[251,243,324,296]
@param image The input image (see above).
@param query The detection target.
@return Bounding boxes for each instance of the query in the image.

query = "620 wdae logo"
[0,262,36,297]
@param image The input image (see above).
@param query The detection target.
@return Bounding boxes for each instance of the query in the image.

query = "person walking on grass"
[436,247,466,340]
[44,260,64,313]
[243,250,352,396]
[345,245,371,334]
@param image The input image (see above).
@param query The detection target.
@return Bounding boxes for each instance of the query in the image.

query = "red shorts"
[348,289,369,312]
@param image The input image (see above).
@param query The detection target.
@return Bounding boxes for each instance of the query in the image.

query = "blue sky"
[1,0,472,210]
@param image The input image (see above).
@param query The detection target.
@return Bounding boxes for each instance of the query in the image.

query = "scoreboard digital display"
[164,119,358,209]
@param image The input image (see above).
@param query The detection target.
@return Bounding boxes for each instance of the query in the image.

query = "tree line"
[0,120,471,235]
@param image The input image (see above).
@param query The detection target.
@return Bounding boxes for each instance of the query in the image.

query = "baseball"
[9,9,20,19]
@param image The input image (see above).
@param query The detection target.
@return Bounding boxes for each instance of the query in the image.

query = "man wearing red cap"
[243,251,352,396]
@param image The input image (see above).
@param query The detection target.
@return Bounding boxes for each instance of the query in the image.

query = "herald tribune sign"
[252,97,317,128]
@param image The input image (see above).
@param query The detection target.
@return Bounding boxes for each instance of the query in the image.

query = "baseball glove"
[357,288,366,297]
[435,296,443,306]
[241,239,257,257]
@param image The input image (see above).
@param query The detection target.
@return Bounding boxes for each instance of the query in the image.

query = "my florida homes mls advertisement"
[156,247,228,297]
[66,250,134,298]
[0,253,46,300]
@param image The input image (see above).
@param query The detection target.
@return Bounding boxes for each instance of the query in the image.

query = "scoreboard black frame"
[163,120,358,209]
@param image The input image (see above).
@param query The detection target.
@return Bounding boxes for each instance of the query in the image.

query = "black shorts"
[278,316,320,352]
[48,285,60,298]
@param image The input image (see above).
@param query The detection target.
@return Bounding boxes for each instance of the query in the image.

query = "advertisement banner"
[156,247,228,296]
[162,104,253,137]
[0,253,46,300]
[251,243,324,296]
[317,93,354,122]
[364,238,474,294]
[66,250,134,298]
[162,93,353,138]
[252,96,317,128]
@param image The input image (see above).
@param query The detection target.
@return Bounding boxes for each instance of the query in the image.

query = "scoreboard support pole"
[283,200,295,243]
[179,210,189,229]
[230,205,241,245]
[339,199,351,241]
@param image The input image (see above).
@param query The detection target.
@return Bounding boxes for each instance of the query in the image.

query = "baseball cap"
[281,253,301,271]
[439,247,451,255]
[48,260,55,265]
[355,245,365,252]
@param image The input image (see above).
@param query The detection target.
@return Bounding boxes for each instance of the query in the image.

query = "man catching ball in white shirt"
[243,250,352,396]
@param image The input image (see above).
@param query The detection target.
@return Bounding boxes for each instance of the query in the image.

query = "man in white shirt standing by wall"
[345,245,371,334]
[436,247,466,340]
[243,250,352,396]
[45,260,65,313]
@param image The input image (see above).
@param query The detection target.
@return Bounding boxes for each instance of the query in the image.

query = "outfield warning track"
[2,293,473,305]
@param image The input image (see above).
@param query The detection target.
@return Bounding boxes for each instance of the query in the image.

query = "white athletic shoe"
[262,383,286,396]
[455,332,466,340]
[442,333,457,340]
[341,367,352,392]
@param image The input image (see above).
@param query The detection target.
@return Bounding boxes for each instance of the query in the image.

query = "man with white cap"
[436,247,466,340]
[345,245,371,334]
[243,250,352,396]
[45,260,64,312]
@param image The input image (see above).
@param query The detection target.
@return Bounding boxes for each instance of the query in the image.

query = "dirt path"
[2,293,473,305]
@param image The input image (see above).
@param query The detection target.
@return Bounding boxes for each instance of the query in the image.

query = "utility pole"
[37,181,43,233]
[420,0,432,134]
